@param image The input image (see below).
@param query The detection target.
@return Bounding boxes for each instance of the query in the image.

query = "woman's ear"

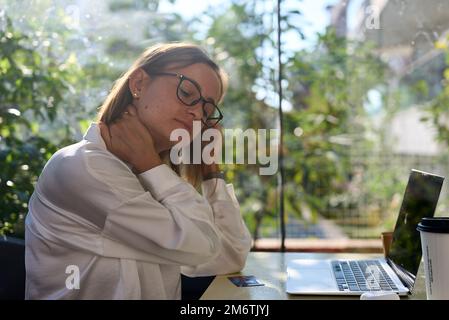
[128,68,150,99]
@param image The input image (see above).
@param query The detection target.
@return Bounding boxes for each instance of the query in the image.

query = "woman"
[25,42,252,299]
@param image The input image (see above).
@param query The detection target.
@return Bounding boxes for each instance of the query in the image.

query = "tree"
[0,15,87,236]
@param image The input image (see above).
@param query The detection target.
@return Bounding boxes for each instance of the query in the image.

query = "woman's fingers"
[121,106,154,144]
[126,104,138,116]
[111,127,133,154]
[98,108,158,171]
[125,106,148,134]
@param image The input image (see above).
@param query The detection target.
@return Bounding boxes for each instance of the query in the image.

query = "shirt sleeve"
[84,150,223,267]
[181,178,252,277]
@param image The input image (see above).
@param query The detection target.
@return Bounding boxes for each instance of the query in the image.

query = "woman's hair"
[97,42,228,187]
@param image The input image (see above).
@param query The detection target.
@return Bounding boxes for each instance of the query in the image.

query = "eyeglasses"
[149,72,223,128]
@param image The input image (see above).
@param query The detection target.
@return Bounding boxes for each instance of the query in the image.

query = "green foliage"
[0,16,81,236]
[109,0,159,12]
[282,28,388,223]
[427,49,449,144]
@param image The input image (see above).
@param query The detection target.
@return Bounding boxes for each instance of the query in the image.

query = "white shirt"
[25,123,252,300]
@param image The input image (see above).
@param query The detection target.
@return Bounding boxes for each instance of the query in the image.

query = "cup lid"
[417,217,449,234]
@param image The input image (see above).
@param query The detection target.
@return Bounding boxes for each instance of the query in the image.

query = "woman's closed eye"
[180,89,192,98]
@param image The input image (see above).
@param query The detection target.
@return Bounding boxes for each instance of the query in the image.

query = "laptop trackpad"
[287,260,336,294]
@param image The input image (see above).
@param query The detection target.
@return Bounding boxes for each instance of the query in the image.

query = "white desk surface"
[200,252,427,300]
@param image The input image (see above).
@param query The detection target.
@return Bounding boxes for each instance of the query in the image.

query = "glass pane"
[4,0,449,254]
[203,102,219,119]
[179,78,200,105]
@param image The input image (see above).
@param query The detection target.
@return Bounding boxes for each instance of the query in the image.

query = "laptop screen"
[388,169,444,282]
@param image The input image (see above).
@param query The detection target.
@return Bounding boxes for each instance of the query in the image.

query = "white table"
[201,252,427,300]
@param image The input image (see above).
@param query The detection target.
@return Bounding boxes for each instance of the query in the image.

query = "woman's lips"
[175,119,193,132]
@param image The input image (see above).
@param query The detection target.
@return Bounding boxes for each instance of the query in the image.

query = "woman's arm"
[182,124,252,276]
[181,177,252,276]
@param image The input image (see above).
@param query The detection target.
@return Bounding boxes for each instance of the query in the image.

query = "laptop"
[287,169,444,296]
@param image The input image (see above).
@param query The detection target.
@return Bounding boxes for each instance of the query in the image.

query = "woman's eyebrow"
[185,74,218,104]
[196,82,218,104]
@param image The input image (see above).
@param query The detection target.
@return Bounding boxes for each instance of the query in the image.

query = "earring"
[133,92,139,98]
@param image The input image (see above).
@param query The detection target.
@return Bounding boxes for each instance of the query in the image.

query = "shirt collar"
[83,122,134,171]
[83,122,107,150]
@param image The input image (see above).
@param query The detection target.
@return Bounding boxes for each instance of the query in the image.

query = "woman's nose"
[187,103,204,121]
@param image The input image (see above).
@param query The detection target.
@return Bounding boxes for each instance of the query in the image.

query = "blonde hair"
[97,42,228,187]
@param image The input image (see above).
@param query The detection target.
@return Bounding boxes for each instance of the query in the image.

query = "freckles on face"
[138,80,176,121]
[132,90,174,149]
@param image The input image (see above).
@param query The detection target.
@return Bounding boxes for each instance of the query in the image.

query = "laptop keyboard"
[331,260,399,292]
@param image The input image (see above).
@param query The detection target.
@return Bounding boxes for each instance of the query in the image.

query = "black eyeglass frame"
[148,71,223,128]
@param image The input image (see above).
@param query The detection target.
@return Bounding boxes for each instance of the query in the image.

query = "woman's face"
[130,63,221,153]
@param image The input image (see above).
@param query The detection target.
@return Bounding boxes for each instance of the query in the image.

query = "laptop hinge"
[386,258,415,292]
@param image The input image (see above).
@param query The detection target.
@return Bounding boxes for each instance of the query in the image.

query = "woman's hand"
[98,105,162,174]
